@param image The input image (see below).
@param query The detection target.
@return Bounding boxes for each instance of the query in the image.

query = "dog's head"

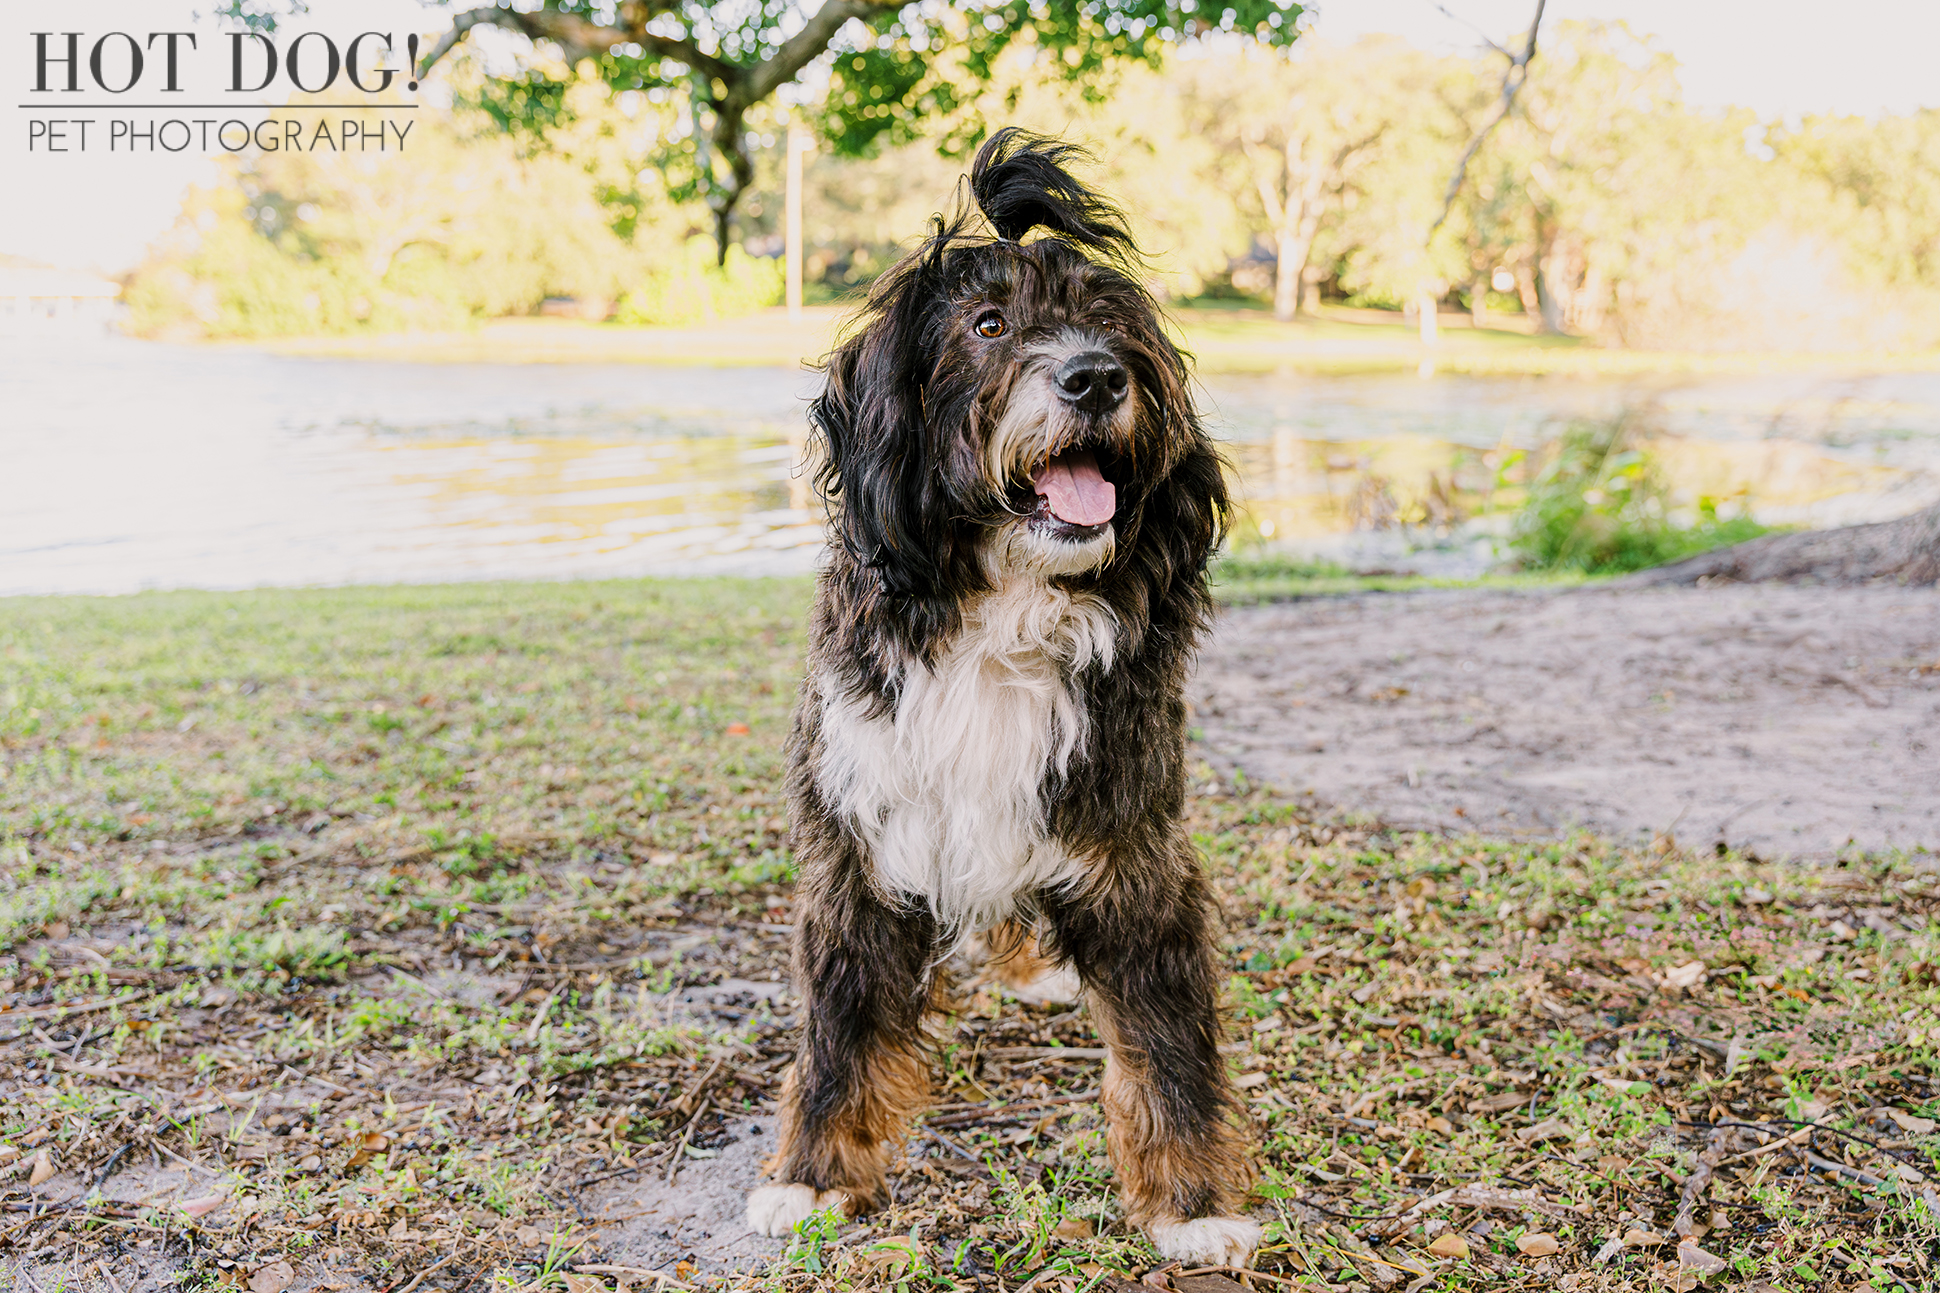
[811,129,1217,616]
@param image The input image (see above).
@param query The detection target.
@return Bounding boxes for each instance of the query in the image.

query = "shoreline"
[154,307,1940,377]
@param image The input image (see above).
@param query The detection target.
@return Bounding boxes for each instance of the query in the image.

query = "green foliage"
[124,86,707,339]
[1511,416,1770,574]
[615,237,783,326]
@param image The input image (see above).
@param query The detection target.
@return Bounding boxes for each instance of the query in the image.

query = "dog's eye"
[974,312,1006,339]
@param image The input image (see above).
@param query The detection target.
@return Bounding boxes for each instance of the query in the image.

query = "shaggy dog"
[746,130,1257,1266]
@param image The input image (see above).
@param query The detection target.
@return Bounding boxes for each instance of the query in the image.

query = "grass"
[3,579,1937,1292]
[1209,555,1590,605]
[1509,418,1776,576]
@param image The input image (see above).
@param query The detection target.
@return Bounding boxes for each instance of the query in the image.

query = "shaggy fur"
[747,130,1257,1264]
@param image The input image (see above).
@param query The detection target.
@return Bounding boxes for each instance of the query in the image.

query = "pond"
[4,333,1937,597]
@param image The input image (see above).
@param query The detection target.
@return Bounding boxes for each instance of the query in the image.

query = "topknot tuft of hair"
[968,128,1138,262]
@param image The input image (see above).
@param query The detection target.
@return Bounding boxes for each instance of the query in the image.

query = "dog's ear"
[970,128,1137,262]
[809,279,979,627]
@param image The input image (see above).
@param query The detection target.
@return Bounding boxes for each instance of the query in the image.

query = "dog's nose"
[1054,352,1129,414]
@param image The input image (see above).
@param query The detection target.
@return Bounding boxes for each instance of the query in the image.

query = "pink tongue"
[1032,451,1116,526]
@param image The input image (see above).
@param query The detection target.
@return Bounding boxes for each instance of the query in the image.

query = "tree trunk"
[1273,225,1315,322]
[1622,503,1940,588]
[1270,144,1331,323]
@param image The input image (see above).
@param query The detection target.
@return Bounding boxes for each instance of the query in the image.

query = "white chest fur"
[814,580,1117,934]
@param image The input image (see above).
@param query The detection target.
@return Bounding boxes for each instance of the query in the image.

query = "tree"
[412,0,1306,259]
[1185,38,1446,320]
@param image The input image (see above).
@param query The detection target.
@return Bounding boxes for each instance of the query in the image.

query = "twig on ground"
[663,1097,711,1184]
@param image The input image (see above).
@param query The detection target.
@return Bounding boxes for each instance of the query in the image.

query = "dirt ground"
[1193,583,1940,860]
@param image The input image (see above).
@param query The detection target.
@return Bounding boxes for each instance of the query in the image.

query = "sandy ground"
[1193,583,1940,859]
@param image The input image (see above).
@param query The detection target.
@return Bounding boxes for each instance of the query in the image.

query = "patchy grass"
[1208,554,1585,605]
[3,580,1937,1292]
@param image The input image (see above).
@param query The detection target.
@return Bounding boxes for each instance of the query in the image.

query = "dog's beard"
[982,333,1135,578]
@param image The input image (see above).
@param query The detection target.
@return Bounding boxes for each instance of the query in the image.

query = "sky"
[6,0,1939,275]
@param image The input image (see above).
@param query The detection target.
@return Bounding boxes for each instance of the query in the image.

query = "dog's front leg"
[1045,845,1260,1266]
[747,840,938,1237]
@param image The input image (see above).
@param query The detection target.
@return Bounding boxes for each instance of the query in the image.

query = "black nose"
[1054,351,1129,414]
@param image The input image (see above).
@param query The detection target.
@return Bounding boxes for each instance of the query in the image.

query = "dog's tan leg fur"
[1091,1003,1255,1235]
[765,1043,930,1215]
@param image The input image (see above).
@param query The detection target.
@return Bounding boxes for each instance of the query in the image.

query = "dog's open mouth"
[1027,449,1116,539]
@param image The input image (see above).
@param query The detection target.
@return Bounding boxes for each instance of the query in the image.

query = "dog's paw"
[1004,961,1083,1006]
[746,1183,847,1237]
[1147,1216,1262,1267]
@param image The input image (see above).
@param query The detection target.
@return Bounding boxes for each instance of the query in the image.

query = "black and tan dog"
[747,130,1257,1265]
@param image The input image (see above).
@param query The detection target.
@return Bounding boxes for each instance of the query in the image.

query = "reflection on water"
[3,335,1937,597]
[1213,372,1940,555]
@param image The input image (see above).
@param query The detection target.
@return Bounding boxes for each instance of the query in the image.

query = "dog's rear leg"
[747,854,937,1237]
[1045,847,1259,1266]
[983,917,1083,1005]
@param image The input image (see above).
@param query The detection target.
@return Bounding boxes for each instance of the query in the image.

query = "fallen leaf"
[674,1261,698,1281]
[1426,1116,1455,1135]
[1678,1239,1728,1277]
[561,1277,607,1293]
[181,1194,226,1217]
[863,1237,921,1277]
[1285,957,1318,974]
[1469,1091,1528,1115]
[388,1216,410,1240]
[1888,1109,1937,1135]
[1427,1232,1470,1259]
[1517,1232,1560,1257]
[1623,1229,1668,1247]
[1233,1071,1270,1089]
[1055,1216,1095,1239]
[27,1149,54,1187]
[248,1261,297,1293]
[724,722,752,736]
[1663,961,1707,989]
[1516,1117,1573,1144]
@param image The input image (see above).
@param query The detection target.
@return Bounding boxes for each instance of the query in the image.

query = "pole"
[785,120,806,322]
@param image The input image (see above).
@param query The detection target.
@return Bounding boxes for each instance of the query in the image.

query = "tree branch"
[419,5,738,88]
[1427,0,1545,239]
[744,0,898,103]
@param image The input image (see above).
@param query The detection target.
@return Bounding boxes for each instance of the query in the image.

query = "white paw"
[1148,1216,1262,1267]
[746,1183,847,1237]
[1006,962,1083,1005]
